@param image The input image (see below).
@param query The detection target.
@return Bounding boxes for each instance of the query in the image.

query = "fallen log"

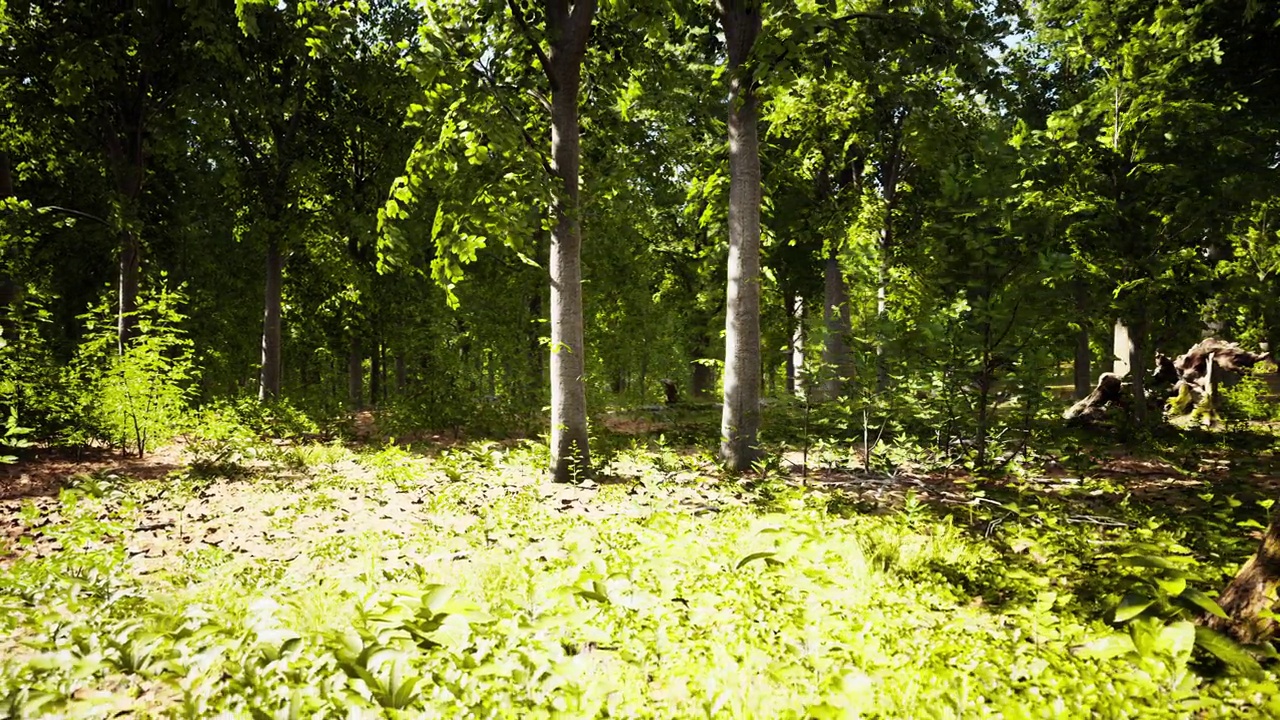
[1063,372,1125,424]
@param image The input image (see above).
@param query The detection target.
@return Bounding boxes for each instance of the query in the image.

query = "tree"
[717,0,764,472]
[539,0,597,481]
[4,1,212,353]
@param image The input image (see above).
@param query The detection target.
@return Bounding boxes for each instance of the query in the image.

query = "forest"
[3,0,1280,716]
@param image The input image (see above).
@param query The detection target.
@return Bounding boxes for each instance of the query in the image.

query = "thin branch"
[474,63,554,178]
[37,205,112,227]
[507,0,556,88]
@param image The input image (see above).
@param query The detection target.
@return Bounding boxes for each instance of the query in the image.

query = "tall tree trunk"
[370,339,382,408]
[785,293,804,396]
[395,353,407,393]
[118,229,140,354]
[1130,313,1148,424]
[690,324,716,399]
[1209,510,1280,644]
[259,238,283,401]
[380,342,388,404]
[822,246,854,400]
[1074,328,1091,399]
[1073,281,1091,399]
[718,0,763,472]
[348,335,363,410]
[0,149,11,198]
[546,0,596,482]
[0,150,15,338]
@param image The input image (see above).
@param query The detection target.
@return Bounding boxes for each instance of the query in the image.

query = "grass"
[1,414,1279,718]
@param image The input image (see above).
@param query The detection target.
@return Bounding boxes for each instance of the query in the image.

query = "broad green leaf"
[1114,593,1155,623]
[1194,626,1264,678]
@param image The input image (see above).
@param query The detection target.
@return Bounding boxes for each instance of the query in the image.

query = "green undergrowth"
[1,434,1278,718]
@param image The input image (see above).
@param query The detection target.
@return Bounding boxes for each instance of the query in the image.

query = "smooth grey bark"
[542,0,596,482]
[785,293,804,396]
[718,0,763,472]
[821,246,854,400]
[259,238,283,400]
[1112,319,1132,377]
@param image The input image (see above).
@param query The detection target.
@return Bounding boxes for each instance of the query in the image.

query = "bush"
[66,278,198,457]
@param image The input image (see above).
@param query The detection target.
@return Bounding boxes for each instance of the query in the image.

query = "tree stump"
[1208,511,1280,644]
[1063,372,1125,424]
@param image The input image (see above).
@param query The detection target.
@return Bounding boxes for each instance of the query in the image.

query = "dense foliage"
[4,0,1280,715]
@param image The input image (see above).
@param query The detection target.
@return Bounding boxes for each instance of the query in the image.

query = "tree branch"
[37,205,112,227]
[507,0,556,88]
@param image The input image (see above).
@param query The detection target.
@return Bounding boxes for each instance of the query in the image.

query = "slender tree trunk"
[0,149,11,198]
[370,339,382,408]
[0,150,15,337]
[546,0,596,482]
[380,342,388,404]
[1129,313,1148,424]
[1209,510,1280,643]
[691,328,716,399]
[118,229,140,354]
[718,0,763,472]
[348,335,363,410]
[785,293,804,396]
[395,353,407,393]
[1074,329,1091,399]
[259,238,283,401]
[1073,281,1091,399]
[822,246,854,400]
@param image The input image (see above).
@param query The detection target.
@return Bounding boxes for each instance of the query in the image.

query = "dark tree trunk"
[691,329,716,399]
[258,238,283,401]
[370,339,382,408]
[380,342,388,404]
[821,247,854,400]
[546,0,596,482]
[1209,511,1280,644]
[117,229,140,354]
[0,150,15,337]
[1129,314,1148,424]
[874,128,904,393]
[0,149,11,198]
[348,336,363,410]
[1074,328,1091,400]
[395,353,407,393]
[1074,281,1091,399]
[718,0,763,472]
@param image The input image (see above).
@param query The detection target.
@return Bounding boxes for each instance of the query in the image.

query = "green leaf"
[1194,626,1264,678]
[1155,576,1187,596]
[1114,592,1155,623]
[1179,588,1229,619]
[736,551,778,569]
[423,584,454,615]
[1119,554,1187,570]
[1071,632,1136,660]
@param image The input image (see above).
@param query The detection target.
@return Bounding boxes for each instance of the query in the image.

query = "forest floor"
[1,407,1279,717]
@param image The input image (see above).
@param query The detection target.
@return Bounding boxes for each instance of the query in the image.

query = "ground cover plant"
[6,0,1280,717]
[3,407,1280,718]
